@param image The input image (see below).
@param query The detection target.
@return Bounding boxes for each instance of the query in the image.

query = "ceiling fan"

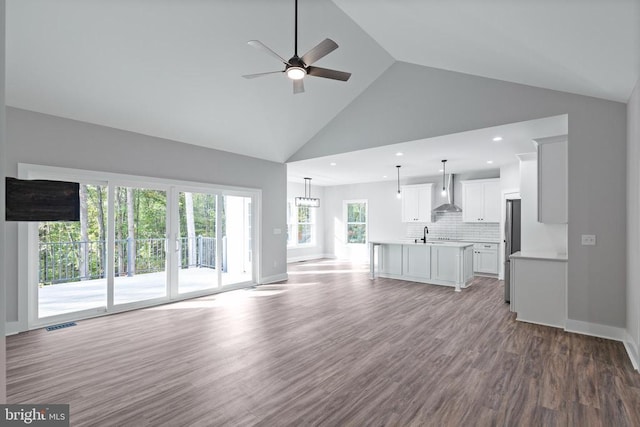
[242,0,351,94]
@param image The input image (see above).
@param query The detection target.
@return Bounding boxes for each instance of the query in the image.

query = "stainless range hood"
[433,173,462,213]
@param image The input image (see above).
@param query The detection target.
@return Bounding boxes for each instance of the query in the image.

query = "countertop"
[509,251,568,262]
[370,240,474,248]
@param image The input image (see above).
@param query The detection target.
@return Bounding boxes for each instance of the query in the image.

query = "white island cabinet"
[370,241,474,291]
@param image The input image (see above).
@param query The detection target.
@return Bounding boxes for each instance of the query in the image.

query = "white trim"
[343,199,369,245]
[259,273,288,284]
[516,317,565,330]
[625,332,640,371]
[286,199,317,248]
[564,319,627,341]
[5,321,22,336]
[287,254,334,263]
[17,163,263,332]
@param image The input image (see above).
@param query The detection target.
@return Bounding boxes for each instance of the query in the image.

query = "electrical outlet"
[581,234,596,246]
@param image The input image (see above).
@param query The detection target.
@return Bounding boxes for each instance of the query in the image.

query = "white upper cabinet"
[461,179,501,223]
[535,135,568,224]
[401,183,433,223]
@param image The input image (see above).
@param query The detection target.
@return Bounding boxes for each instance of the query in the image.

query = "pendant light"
[295,177,320,207]
[396,165,402,199]
[440,160,448,197]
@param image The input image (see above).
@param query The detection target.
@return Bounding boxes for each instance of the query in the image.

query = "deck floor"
[39,268,250,317]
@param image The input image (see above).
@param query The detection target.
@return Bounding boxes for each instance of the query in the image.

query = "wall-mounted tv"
[5,177,80,222]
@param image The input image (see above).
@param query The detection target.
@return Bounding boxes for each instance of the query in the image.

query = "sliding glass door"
[27,166,258,327]
[37,183,108,318]
[221,195,252,287]
[113,186,168,305]
[177,191,219,294]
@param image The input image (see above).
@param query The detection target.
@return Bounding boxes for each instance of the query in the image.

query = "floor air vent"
[46,322,77,331]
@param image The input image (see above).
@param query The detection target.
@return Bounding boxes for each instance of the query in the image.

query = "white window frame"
[17,163,262,331]
[344,199,368,245]
[287,200,316,247]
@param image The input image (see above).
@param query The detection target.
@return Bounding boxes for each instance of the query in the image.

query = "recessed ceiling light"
[492,136,503,142]
[382,175,388,178]
[439,169,444,172]
[395,152,403,156]
[487,160,494,164]
[330,162,337,166]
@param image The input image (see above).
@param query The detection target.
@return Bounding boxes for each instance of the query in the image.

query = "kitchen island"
[370,240,474,291]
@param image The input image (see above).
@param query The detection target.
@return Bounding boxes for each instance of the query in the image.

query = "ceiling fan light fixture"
[287,67,306,80]
[242,0,351,92]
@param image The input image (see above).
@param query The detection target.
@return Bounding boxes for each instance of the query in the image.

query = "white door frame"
[18,163,261,331]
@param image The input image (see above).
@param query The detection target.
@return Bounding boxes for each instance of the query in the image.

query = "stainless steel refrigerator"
[504,199,521,303]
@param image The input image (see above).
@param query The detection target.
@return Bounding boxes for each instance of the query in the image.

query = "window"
[345,200,367,244]
[22,163,260,328]
[287,201,316,246]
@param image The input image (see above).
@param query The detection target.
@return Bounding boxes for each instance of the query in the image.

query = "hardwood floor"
[7,260,640,426]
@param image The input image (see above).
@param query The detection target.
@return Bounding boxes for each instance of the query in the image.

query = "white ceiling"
[5,0,639,167]
[287,115,568,186]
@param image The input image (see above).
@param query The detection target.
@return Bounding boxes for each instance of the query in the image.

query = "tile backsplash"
[406,212,500,242]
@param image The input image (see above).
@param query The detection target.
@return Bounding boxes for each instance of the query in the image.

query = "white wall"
[500,162,520,195]
[286,181,326,262]
[290,61,628,330]
[322,170,500,261]
[5,108,288,332]
[324,180,404,261]
[498,162,521,279]
[0,0,7,403]
[518,155,568,254]
[627,77,640,368]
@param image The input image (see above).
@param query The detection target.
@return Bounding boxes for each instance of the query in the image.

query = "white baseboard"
[6,320,25,336]
[561,320,640,370]
[624,333,639,371]
[259,273,288,284]
[287,254,335,263]
[564,319,627,341]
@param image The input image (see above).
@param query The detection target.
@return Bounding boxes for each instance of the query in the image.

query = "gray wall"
[290,61,628,329]
[5,108,287,326]
[628,78,640,365]
[0,0,6,403]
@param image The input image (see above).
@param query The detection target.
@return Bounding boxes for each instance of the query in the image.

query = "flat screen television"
[5,177,80,222]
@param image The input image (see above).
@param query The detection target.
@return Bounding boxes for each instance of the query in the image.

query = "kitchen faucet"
[421,226,429,243]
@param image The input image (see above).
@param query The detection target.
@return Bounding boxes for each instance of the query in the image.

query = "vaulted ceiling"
[6,0,639,164]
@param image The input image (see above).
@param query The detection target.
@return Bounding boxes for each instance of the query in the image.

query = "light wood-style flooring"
[7,260,640,426]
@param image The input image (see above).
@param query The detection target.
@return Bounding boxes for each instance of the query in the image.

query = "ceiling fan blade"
[242,70,284,79]
[293,79,305,94]
[307,66,351,82]
[301,38,339,66]
[247,40,290,65]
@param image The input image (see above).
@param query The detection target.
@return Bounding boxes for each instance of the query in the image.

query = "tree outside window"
[287,201,315,246]
[346,201,367,244]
